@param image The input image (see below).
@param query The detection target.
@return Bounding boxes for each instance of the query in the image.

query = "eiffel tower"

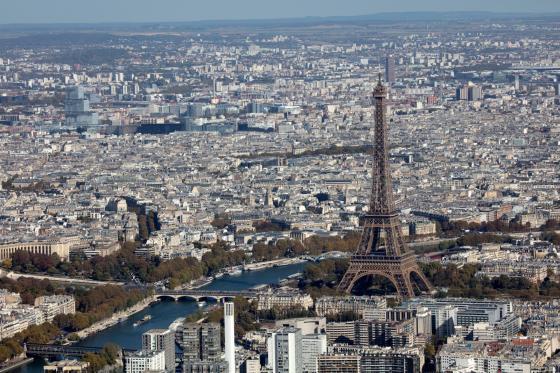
[337,76,433,298]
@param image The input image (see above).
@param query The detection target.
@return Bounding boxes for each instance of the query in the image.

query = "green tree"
[83,352,106,371]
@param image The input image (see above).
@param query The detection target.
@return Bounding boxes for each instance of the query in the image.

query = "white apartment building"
[268,327,303,373]
[257,290,313,311]
[301,334,327,373]
[34,295,76,322]
[142,329,175,372]
[437,339,550,373]
[125,350,166,373]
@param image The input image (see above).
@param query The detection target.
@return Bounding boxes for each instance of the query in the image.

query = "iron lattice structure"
[337,78,433,298]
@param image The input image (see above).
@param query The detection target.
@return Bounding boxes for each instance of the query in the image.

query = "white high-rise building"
[301,334,327,373]
[142,328,175,372]
[435,305,457,338]
[267,332,277,372]
[269,327,302,373]
[124,350,165,373]
[415,307,432,336]
[224,302,235,373]
[64,85,98,126]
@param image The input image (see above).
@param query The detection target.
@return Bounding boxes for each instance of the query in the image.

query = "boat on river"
[226,267,243,276]
[133,314,151,327]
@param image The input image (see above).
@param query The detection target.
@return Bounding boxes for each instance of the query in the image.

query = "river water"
[15,262,308,373]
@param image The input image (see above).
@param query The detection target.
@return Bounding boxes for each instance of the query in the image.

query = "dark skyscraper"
[455,83,483,101]
[182,322,222,361]
[385,55,395,84]
[183,322,227,373]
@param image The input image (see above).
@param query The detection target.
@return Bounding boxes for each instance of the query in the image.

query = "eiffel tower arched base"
[338,253,433,299]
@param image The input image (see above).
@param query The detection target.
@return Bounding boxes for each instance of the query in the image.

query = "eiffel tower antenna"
[337,81,433,298]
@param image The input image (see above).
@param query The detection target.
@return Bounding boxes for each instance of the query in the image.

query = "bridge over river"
[24,343,183,361]
[154,289,261,302]
[24,343,134,358]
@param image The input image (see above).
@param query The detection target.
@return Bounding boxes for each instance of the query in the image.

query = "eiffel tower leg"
[339,267,404,297]
[337,264,360,292]
[394,272,415,298]
[410,268,434,293]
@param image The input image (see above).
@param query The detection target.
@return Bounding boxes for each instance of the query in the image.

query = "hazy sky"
[1,0,559,24]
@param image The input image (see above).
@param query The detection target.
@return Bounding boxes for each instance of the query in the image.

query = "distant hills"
[1,11,559,34]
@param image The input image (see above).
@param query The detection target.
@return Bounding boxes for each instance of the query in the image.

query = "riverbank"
[0,358,33,373]
[0,269,124,287]
[177,257,309,291]
[243,257,307,271]
[74,297,156,340]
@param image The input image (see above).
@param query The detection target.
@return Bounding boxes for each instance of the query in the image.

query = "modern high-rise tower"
[269,327,303,373]
[384,55,395,84]
[224,302,235,373]
[64,86,98,127]
[142,329,175,372]
[455,82,482,101]
[337,76,433,298]
[182,322,222,361]
[182,322,227,373]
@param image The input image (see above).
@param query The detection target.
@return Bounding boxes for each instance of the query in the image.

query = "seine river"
[15,262,309,373]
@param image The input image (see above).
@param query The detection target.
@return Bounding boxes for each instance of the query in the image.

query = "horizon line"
[1,10,559,27]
